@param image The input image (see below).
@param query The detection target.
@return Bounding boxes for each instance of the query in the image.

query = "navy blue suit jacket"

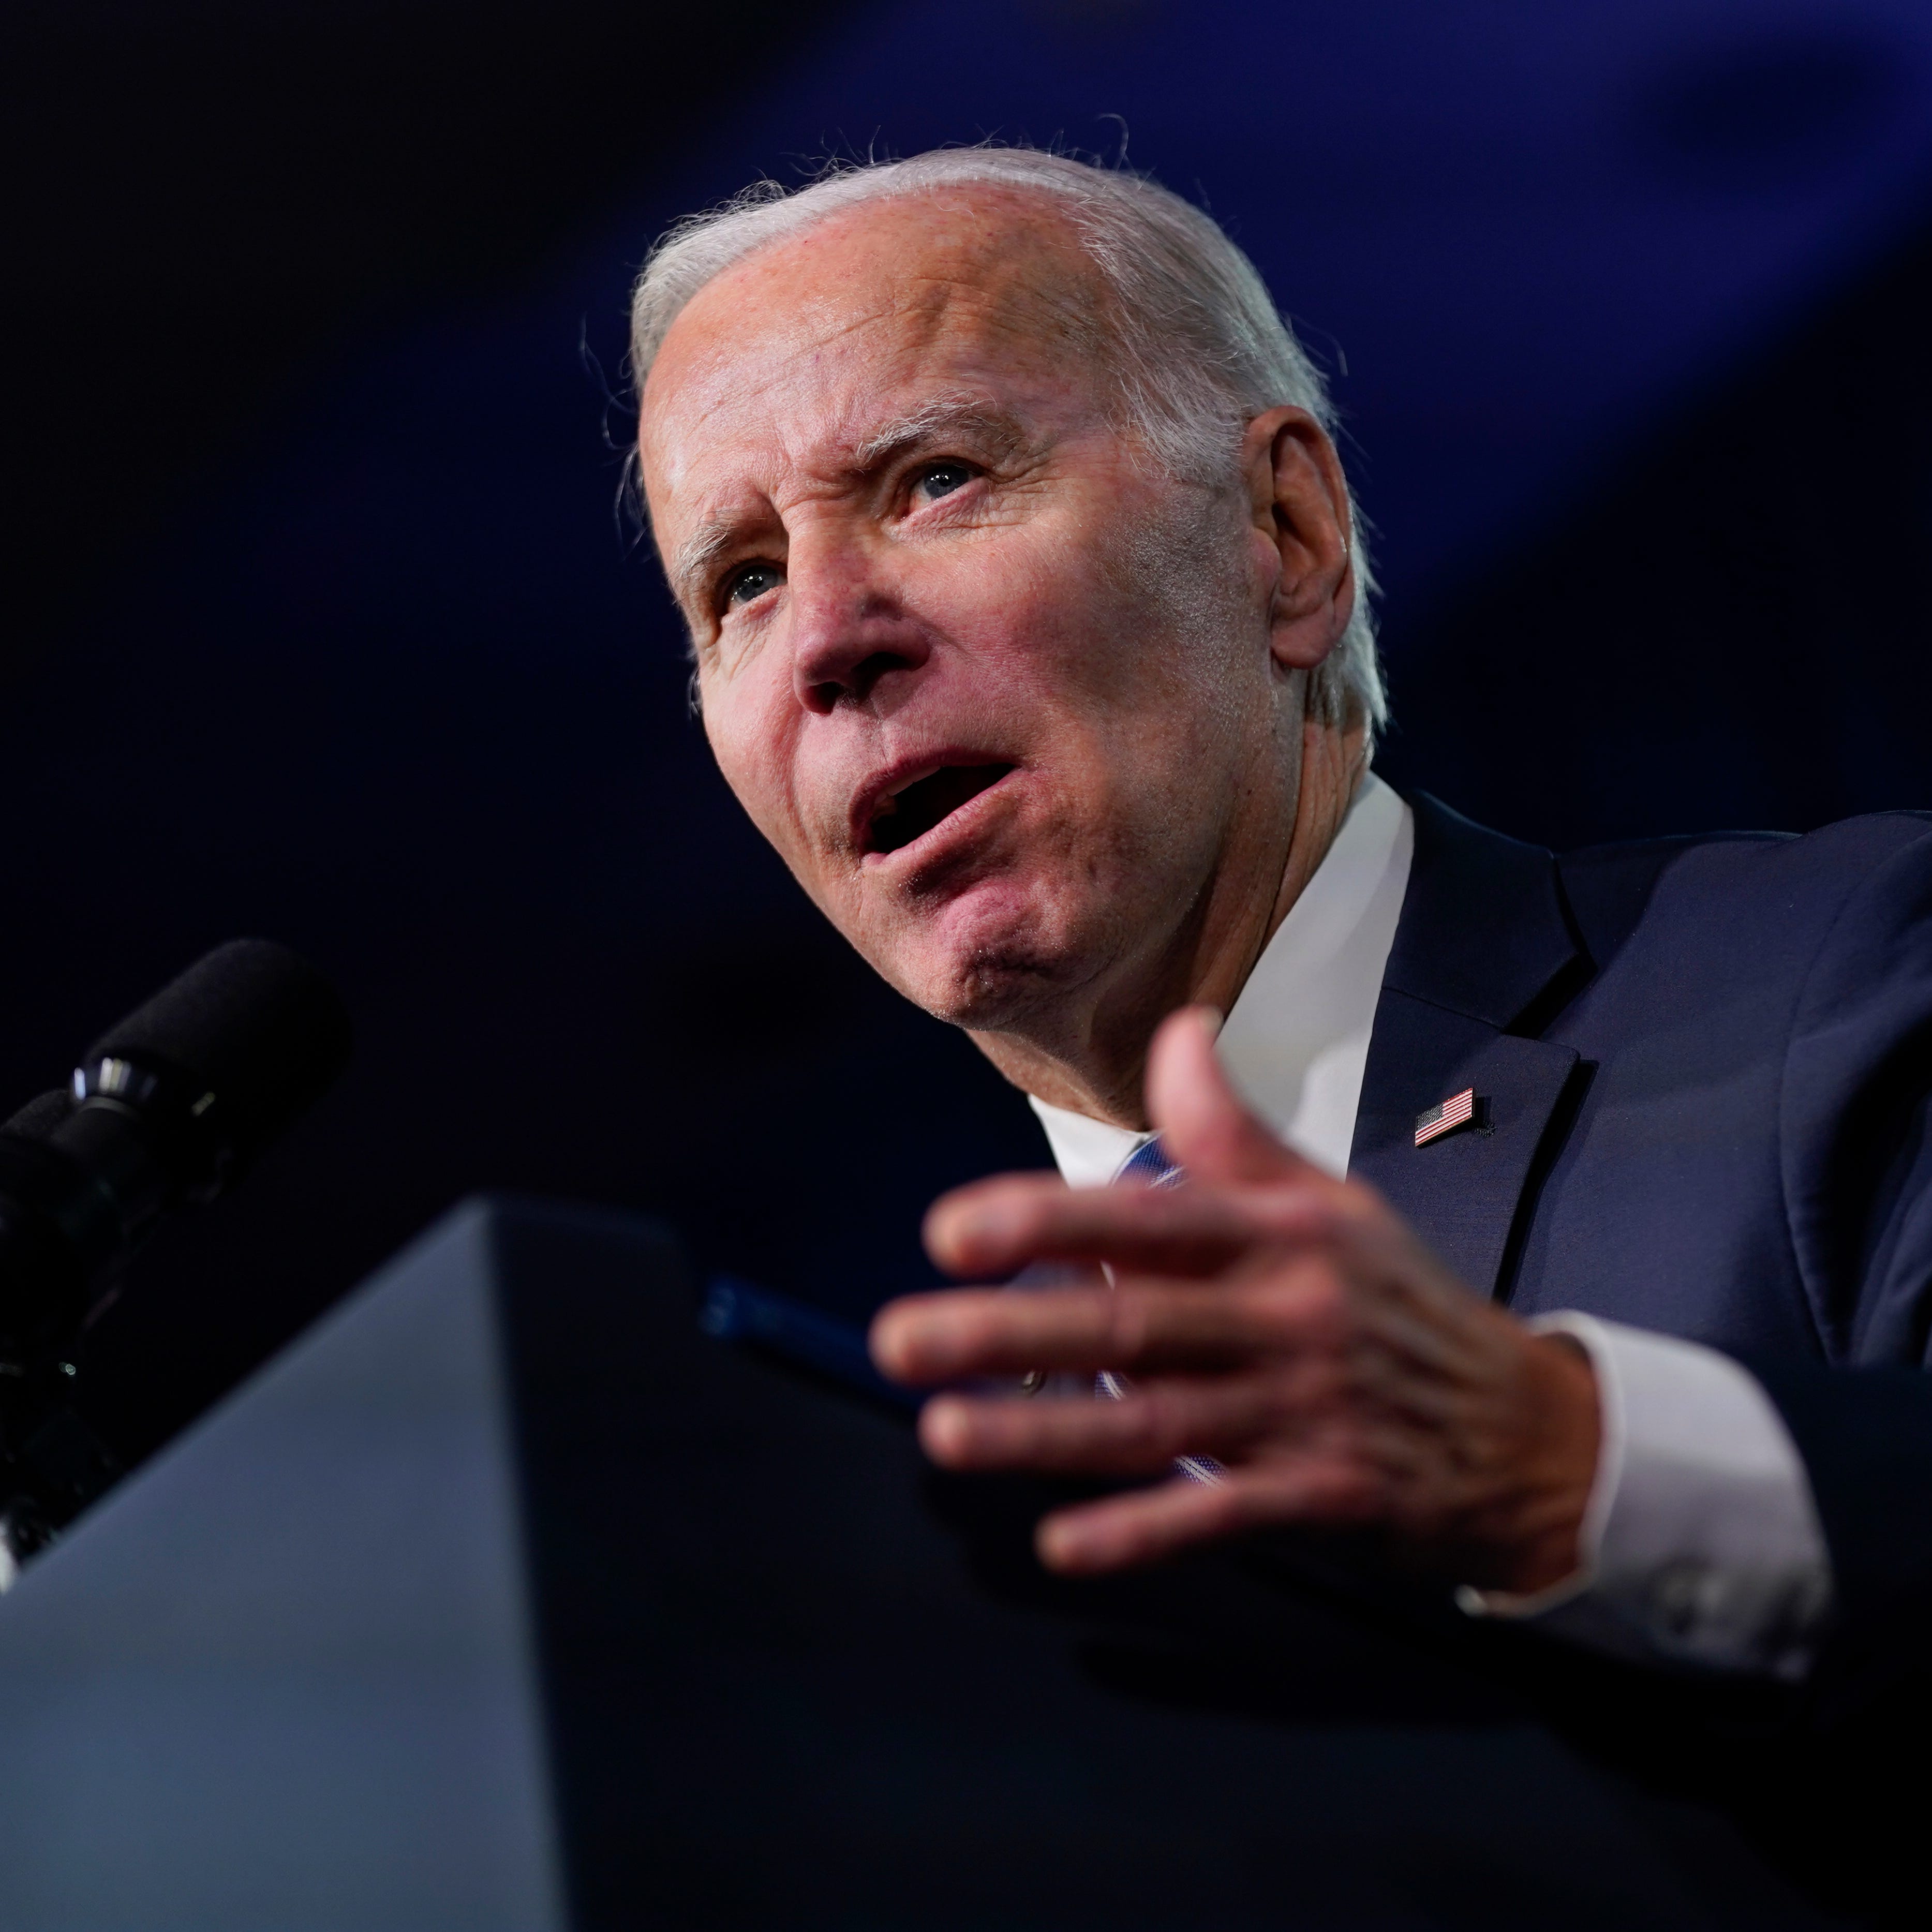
[1357,793,1932,1701]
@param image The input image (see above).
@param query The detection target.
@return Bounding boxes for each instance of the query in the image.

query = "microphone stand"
[0,1097,125,1574]
[0,939,351,1578]
[0,1330,121,1578]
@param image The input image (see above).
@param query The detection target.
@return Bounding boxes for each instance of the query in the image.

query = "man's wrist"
[1491,1330,1602,1595]
[1458,1315,1835,1680]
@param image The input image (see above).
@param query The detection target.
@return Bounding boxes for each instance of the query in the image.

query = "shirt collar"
[1029,772,1414,1186]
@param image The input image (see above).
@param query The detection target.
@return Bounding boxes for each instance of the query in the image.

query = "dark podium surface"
[0,1197,1882,1929]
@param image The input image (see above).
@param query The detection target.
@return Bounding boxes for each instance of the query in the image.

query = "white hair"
[630,146,1385,734]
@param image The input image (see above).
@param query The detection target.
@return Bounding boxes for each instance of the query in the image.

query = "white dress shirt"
[1029,773,1833,1679]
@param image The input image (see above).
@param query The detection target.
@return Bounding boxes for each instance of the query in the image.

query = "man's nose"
[789,556,931,715]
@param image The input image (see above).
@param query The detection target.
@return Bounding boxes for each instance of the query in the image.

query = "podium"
[0,1198,1851,1928]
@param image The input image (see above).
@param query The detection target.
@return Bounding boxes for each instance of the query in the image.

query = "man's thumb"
[1146,1005,1322,1185]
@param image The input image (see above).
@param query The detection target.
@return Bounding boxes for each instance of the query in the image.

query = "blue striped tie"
[1104,1138,1224,1486]
[1114,1135,1184,1190]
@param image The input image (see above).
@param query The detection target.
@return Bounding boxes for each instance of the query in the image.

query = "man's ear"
[1240,406,1356,675]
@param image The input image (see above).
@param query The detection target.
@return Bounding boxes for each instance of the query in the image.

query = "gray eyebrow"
[667,394,1029,606]
[668,519,738,606]
[849,393,1025,468]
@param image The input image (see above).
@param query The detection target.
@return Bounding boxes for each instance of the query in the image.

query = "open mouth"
[867,763,1014,856]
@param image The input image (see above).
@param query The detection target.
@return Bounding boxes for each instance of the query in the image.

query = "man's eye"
[721,561,783,611]
[910,462,975,504]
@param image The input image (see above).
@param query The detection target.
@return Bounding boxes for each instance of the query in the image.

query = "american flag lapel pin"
[1414,1087,1479,1147]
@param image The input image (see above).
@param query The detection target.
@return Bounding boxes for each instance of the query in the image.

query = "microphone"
[0,940,352,1562]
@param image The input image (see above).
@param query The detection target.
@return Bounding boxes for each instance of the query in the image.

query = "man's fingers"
[917,1377,1294,1473]
[915,1362,1433,1476]
[873,1285,1250,1383]
[871,1267,1354,1385]
[923,1170,1340,1280]
[1146,1005,1331,1188]
[1035,1460,1383,1572]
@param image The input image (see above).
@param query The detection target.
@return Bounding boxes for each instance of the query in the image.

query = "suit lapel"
[1349,795,1588,1299]
[1350,997,1579,1296]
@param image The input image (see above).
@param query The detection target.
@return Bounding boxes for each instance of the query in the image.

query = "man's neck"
[969,711,1368,1130]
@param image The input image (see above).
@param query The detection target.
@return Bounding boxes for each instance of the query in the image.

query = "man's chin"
[853,870,1118,1030]
[911,953,1076,1032]
[887,919,1097,1032]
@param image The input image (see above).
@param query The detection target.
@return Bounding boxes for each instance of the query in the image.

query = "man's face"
[639,192,1282,1035]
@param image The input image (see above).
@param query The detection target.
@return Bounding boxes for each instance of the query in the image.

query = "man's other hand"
[870,1008,1601,1595]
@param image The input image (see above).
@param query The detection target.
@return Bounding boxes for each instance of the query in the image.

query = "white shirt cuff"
[1457,1314,1834,1681]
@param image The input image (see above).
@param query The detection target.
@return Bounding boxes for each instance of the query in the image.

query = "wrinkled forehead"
[637,191,1113,503]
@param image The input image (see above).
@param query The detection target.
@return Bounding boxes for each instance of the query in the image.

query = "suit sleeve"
[1759,819,1932,1710]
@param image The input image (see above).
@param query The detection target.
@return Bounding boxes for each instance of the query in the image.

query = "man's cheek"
[708,713,805,857]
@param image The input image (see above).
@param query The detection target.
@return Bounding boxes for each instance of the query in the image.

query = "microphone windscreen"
[85,940,353,1170]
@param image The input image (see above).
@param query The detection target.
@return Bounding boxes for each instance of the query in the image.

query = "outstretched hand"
[869,1007,1600,1594]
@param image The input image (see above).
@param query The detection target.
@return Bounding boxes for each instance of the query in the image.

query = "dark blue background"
[4,0,1930,1468]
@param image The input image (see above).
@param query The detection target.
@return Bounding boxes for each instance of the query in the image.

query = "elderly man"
[632,149,1932,1697]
